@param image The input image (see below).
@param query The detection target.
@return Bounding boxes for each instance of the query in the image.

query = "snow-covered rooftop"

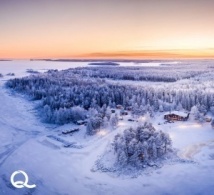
[164,111,189,118]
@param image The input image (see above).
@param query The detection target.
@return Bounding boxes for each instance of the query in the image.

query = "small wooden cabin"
[76,120,87,125]
[116,105,123,109]
[120,110,128,115]
[164,111,190,121]
[205,117,212,122]
[111,109,116,113]
[62,128,79,135]
[126,106,132,111]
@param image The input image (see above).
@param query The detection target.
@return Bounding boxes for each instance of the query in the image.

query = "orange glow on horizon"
[1,48,214,60]
[0,0,214,60]
[1,49,214,60]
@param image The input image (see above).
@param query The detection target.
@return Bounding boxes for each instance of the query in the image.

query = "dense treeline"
[72,64,210,82]
[6,66,214,127]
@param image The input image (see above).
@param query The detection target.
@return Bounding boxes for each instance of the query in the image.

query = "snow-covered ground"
[0,60,175,77]
[0,61,214,195]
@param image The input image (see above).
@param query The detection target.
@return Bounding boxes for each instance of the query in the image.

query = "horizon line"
[1,48,214,60]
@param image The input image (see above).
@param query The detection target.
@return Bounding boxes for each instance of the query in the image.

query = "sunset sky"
[0,0,214,59]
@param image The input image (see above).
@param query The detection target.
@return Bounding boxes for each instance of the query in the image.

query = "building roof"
[164,111,188,118]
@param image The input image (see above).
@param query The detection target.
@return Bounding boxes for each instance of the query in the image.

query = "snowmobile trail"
[0,83,46,166]
[179,140,214,160]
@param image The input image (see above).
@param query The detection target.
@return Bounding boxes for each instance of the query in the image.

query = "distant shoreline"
[88,62,120,66]
[30,58,167,63]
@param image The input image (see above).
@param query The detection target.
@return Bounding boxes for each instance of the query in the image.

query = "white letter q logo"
[10,170,36,189]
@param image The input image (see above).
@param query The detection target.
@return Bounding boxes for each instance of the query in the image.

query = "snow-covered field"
[0,61,214,195]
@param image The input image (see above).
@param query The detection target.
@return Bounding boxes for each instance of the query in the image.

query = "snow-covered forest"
[1,60,214,195]
[72,61,213,82]
[6,62,214,129]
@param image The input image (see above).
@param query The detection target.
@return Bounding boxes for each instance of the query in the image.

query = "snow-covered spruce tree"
[70,106,86,121]
[43,104,53,122]
[112,123,172,167]
[210,106,214,115]
[105,107,112,121]
[191,105,204,122]
[198,113,205,123]
[86,119,94,135]
[102,116,109,128]
[191,106,199,117]
[211,119,214,129]
[86,115,103,135]
[110,113,119,129]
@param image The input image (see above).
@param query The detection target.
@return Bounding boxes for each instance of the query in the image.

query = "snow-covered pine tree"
[86,119,94,135]
[211,119,214,129]
[110,113,118,129]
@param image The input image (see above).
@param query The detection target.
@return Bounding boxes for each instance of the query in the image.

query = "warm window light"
[178,123,202,129]
[118,121,126,126]
[139,116,146,121]
[97,130,107,136]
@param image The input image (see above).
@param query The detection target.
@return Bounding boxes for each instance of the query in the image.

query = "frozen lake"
[0,60,175,78]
